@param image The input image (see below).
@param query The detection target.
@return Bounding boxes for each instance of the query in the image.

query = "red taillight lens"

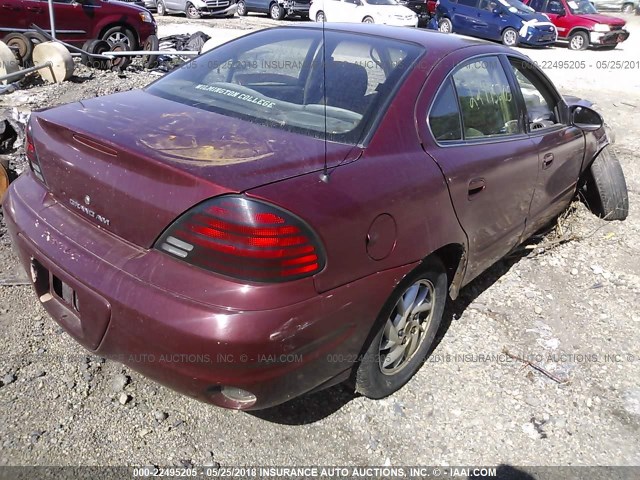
[154,196,326,282]
[26,122,46,184]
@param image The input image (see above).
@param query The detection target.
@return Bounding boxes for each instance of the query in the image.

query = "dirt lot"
[0,14,639,470]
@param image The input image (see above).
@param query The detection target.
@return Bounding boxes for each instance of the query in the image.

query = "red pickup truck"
[0,0,157,49]
[525,0,629,50]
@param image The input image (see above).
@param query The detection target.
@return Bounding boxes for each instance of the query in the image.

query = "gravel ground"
[0,14,639,469]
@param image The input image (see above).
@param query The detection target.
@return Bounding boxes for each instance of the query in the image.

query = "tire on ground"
[584,145,629,221]
[354,256,447,399]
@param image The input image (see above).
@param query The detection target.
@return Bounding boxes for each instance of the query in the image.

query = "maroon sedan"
[3,25,628,410]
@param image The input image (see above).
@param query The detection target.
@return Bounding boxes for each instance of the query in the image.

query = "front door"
[507,56,586,236]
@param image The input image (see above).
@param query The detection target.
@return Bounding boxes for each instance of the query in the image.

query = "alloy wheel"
[378,279,436,375]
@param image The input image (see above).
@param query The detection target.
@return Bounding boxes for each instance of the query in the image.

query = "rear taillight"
[26,122,46,185]
[154,196,326,283]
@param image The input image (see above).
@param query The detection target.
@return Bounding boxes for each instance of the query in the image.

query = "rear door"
[420,54,539,282]
[506,56,585,237]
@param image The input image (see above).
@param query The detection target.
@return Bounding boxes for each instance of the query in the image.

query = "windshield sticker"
[195,84,276,109]
[567,1,578,8]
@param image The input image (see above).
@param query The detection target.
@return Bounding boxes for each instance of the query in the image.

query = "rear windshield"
[146,28,423,145]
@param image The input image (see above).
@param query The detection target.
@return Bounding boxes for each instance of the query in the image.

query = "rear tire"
[315,10,326,22]
[438,17,452,33]
[584,145,629,221]
[354,257,447,399]
[270,2,285,19]
[236,0,248,15]
[157,0,167,16]
[568,31,588,50]
[622,3,634,13]
[362,16,374,23]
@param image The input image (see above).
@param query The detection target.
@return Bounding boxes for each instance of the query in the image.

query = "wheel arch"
[567,27,591,39]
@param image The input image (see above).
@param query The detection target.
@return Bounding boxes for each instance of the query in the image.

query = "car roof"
[277,23,511,59]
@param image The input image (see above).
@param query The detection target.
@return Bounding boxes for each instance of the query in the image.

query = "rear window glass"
[147,29,423,145]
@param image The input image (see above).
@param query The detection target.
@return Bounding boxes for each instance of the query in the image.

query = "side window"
[546,0,564,13]
[452,57,520,138]
[509,58,561,130]
[429,78,462,142]
[529,0,545,10]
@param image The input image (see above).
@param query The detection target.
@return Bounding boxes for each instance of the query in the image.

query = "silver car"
[590,0,638,14]
[155,0,237,18]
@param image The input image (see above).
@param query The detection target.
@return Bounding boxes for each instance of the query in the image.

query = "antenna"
[320,17,329,183]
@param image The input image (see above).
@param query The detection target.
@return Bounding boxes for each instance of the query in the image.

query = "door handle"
[27,7,42,11]
[468,178,486,199]
[542,153,554,169]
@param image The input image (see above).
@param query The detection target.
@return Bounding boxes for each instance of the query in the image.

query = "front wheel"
[583,145,629,221]
[102,26,137,49]
[501,27,519,47]
[185,2,202,19]
[568,31,588,50]
[270,2,285,20]
[622,2,634,13]
[354,257,447,399]
[438,18,452,33]
[362,16,374,23]
[315,10,325,21]
[236,0,247,15]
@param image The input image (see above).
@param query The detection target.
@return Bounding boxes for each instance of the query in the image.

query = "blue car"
[435,0,557,46]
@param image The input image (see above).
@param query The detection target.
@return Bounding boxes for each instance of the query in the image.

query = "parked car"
[156,0,237,18]
[236,0,310,19]
[310,0,419,25]
[525,0,629,49]
[397,0,431,26]
[0,0,156,49]
[590,0,638,14]
[4,25,628,410]
[436,0,557,46]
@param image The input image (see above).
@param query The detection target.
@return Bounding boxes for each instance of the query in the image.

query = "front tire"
[236,0,247,16]
[186,2,202,19]
[438,17,452,33]
[568,31,588,50]
[584,145,629,221]
[354,257,447,399]
[270,2,285,20]
[102,26,137,49]
[501,27,519,47]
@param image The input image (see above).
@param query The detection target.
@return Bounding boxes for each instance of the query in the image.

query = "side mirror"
[571,106,603,131]
[492,7,501,14]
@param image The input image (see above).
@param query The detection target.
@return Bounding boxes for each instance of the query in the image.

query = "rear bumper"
[590,29,630,45]
[3,173,413,410]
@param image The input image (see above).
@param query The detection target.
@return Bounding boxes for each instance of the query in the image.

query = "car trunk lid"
[31,90,358,248]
